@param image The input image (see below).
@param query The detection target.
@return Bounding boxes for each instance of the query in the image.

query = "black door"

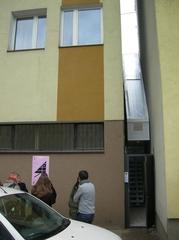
[125,154,155,228]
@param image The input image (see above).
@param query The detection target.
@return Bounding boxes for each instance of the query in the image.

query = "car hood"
[49,220,121,240]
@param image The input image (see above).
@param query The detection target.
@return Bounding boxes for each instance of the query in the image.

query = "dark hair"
[78,170,88,180]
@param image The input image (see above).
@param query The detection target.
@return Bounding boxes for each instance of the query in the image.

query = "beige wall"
[0,121,124,227]
[103,0,124,121]
[138,0,167,230]
[0,0,60,122]
[155,0,179,219]
[139,0,179,231]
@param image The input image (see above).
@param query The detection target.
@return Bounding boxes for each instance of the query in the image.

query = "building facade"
[1,0,179,239]
[0,0,124,228]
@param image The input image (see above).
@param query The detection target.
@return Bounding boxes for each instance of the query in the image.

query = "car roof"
[0,186,23,197]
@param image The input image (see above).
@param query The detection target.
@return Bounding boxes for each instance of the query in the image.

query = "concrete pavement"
[110,228,161,240]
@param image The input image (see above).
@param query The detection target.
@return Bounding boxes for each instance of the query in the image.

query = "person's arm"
[73,186,82,203]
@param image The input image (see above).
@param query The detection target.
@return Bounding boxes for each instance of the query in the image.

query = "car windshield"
[0,193,70,240]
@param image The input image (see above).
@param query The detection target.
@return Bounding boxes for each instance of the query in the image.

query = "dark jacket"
[18,182,28,192]
[68,182,79,219]
[37,186,57,207]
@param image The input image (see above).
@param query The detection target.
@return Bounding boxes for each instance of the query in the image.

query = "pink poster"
[32,156,49,185]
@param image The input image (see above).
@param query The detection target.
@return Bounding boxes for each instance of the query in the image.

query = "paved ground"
[111,228,161,240]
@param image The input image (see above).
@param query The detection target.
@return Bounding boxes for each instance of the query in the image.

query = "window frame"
[60,7,103,47]
[9,9,47,51]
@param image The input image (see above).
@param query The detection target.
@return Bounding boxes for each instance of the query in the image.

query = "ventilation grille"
[129,156,145,207]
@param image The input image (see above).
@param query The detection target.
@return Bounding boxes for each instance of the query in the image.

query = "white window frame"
[8,9,47,50]
[60,7,103,47]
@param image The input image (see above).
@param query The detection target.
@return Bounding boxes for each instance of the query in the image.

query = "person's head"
[78,170,89,181]
[32,173,52,197]
[8,172,19,183]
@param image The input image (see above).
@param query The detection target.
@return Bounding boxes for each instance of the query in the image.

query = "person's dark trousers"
[76,213,95,224]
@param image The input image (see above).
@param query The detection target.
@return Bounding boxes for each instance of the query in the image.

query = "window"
[75,123,104,150]
[38,124,74,151]
[0,125,12,150]
[0,223,14,240]
[9,9,46,50]
[0,193,68,240]
[60,7,103,46]
[0,123,104,152]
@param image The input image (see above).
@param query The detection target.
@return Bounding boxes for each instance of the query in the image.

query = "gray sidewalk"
[111,228,161,240]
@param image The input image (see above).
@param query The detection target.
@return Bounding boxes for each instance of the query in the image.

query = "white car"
[0,187,121,240]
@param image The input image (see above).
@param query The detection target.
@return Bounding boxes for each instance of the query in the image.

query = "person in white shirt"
[73,170,95,224]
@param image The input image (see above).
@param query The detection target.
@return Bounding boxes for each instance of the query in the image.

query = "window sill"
[7,48,45,53]
[59,44,104,49]
[0,149,104,154]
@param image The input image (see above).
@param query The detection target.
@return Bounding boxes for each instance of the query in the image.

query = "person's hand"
[77,177,80,183]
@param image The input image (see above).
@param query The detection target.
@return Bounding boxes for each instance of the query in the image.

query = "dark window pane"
[75,123,104,150]
[0,126,12,150]
[38,124,74,151]
[14,125,36,150]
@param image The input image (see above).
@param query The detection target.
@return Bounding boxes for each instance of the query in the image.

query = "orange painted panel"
[62,0,100,6]
[57,46,104,121]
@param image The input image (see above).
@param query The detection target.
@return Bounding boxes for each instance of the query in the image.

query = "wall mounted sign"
[32,156,49,185]
[124,171,129,183]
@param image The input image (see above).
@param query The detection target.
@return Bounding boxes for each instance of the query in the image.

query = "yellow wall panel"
[57,46,104,121]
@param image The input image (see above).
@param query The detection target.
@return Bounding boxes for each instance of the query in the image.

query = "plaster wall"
[154,0,179,218]
[138,0,167,230]
[0,0,60,122]
[58,46,104,121]
[103,0,124,121]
